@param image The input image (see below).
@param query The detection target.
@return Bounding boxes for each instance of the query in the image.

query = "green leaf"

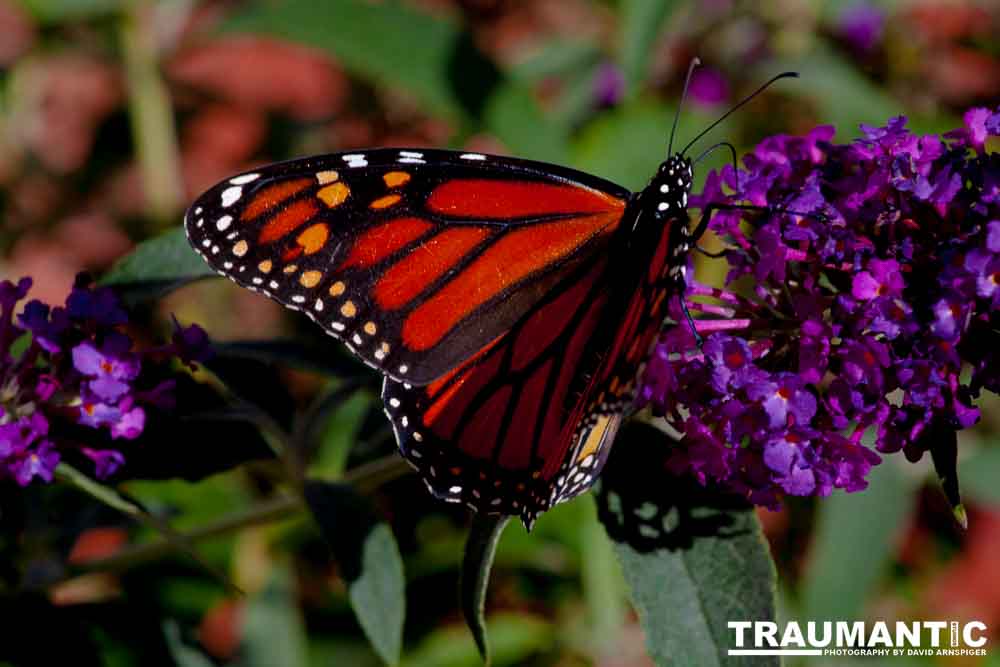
[509,40,601,82]
[242,565,309,667]
[801,457,916,621]
[304,481,405,666]
[163,621,216,667]
[308,387,372,478]
[99,227,215,305]
[572,102,727,190]
[224,0,500,124]
[958,440,1000,506]
[401,613,552,667]
[18,0,123,23]
[618,0,680,98]
[482,83,570,164]
[766,43,899,137]
[594,423,778,667]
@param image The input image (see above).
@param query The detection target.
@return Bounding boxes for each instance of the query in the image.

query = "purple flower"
[0,274,211,485]
[837,4,884,52]
[82,448,125,479]
[640,107,1000,506]
[688,67,729,108]
[593,62,625,108]
[72,336,141,402]
[10,440,60,485]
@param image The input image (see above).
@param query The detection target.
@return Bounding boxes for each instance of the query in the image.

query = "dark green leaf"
[401,613,552,667]
[594,422,777,667]
[225,0,500,124]
[304,481,405,666]
[482,83,570,164]
[928,424,964,527]
[801,458,916,621]
[242,566,309,667]
[212,339,369,379]
[307,387,372,478]
[18,0,123,23]
[509,40,601,82]
[99,227,215,305]
[618,0,680,98]
[163,621,216,667]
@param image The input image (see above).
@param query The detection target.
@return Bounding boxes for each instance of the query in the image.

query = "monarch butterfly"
[185,64,795,528]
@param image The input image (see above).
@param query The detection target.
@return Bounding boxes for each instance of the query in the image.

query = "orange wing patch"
[259,198,320,244]
[401,215,616,352]
[374,227,491,310]
[427,179,625,218]
[241,178,312,221]
[340,217,434,270]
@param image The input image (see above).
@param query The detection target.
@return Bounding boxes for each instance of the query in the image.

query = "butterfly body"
[186,148,694,527]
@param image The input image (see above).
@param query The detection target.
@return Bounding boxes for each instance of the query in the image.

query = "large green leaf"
[304,481,405,666]
[224,0,500,124]
[594,423,778,667]
[617,0,680,98]
[242,565,309,667]
[100,227,215,304]
[800,457,916,621]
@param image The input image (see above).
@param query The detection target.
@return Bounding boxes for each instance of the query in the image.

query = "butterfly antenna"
[680,71,799,156]
[667,57,702,157]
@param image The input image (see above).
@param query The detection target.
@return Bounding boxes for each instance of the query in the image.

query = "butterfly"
[184,65,795,528]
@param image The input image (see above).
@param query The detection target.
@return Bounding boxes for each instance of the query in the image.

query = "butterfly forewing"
[185,148,629,385]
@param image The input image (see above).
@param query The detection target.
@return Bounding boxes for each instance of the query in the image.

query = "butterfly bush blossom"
[640,108,1000,509]
[0,275,211,485]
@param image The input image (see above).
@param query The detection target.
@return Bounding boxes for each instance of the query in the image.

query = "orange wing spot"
[258,260,273,273]
[258,198,320,244]
[427,179,625,219]
[317,182,350,208]
[402,216,615,351]
[316,170,339,184]
[241,178,312,220]
[340,217,434,270]
[383,171,411,187]
[374,227,490,310]
[370,194,402,209]
[299,271,323,288]
[296,222,329,255]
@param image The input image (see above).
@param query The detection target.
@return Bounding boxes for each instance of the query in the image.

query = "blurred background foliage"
[1,0,999,665]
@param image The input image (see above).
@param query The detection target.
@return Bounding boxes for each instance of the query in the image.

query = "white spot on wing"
[230,173,260,185]
[216,215,233,231]
[221,186,242,207]
[460,153,486,160]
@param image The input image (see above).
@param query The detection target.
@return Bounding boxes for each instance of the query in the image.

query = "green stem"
[60,455,412,580]
[57,463,241,594]
[460,514,511,666]
[120,1,184,227]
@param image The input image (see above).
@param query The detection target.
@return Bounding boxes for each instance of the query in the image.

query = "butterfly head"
[644,154,693,220]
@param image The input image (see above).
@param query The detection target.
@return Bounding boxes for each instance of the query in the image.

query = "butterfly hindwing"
[185,148,629,385]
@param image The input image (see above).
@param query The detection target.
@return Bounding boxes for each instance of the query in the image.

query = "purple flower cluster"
[641,107,1000,508]
[0,275,211,485]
